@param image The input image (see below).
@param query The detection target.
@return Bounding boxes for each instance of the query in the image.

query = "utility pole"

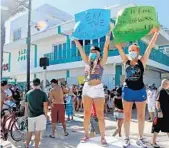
[27,0,31,91]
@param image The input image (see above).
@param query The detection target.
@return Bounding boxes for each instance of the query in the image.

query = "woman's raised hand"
[149,27,160,35]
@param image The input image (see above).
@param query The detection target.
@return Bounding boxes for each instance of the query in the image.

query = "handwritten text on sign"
[72,9,110,40]
[113,6,159,43]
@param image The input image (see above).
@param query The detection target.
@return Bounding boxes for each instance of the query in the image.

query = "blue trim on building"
[58,26,61,34]
[8,53,11,72]
[66,70,70,79]
[34,45,38,67]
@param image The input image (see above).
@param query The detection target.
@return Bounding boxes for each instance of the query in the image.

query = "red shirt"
[91,103,97,117]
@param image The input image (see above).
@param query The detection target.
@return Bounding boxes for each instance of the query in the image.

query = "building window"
[54,45,58,59]
[100,36,106,50]
[63,43,66,58]
[13,28,21,41]
[71,41,76,57]
[85,40,91,54]
[59,44,62,59]
[93,39,98,47]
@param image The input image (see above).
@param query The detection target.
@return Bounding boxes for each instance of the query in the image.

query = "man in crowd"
[147,84,157,122]
[1,81,14,110]
[49,79,69,138]
[1,81,8,110]
[11,85,21,109]
[25,78,48,148]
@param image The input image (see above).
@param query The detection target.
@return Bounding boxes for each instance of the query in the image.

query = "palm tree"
[0,0,28,80]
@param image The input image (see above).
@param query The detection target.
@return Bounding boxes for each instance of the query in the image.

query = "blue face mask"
[89,53,97,61]
[129,51,137,60]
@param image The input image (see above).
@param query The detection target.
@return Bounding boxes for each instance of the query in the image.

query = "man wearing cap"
[24,78,48,148]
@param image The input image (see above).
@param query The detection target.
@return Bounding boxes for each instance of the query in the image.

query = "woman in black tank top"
[115,27,159,147]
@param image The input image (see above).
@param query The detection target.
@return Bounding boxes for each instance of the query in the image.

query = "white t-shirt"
[147,89,157,105]
[3,89,14,109]
[4,89,13,97]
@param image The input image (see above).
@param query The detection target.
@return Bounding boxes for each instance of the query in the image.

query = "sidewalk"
[1,111,169,148]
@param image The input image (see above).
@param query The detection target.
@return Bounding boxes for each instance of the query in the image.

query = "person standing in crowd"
[116,27,159,148]
[24,78,48,148]
[104,85,109,113]
[147,85,157,122]
[11,85,21,110]
[1,81,15,110]
[151,79,169,148]
[66,87,75,121]
[76,85,83,112]
[112,87,123,137]
[1,81,8,110]
[49,79,69,138]
[90,103,100,137]
[74,24,112,146]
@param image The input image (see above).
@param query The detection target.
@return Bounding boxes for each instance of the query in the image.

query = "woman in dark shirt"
[116,27,159,148]
[151,79,169,148]
[112,87,123,137]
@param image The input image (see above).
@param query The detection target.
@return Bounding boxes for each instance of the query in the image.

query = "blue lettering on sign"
[72,9,110,40]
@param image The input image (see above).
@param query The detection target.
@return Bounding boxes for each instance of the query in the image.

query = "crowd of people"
[1,77,169,148]
[1,26,169,148]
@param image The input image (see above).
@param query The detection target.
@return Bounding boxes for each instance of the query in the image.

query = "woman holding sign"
[74,27,112,146]
[115,28,159,148]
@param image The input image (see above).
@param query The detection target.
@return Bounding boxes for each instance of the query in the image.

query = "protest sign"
[72,9,110,40]
[78,76,84,84]
[113,6,159,43]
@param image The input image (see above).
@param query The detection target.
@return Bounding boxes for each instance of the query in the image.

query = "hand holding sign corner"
[72,9,111,40]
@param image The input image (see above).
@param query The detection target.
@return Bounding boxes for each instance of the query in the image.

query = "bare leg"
[51,123,56,137]
[26,132,33,147]
[94,98,105,139]
[34,131,41,148]
[112,119,119,136]
[149,112,154,121]
[83,96,93,137]
[76,99,80,111]
[118,119,123,137]
[152,132,158,144]
[136,101,146,139]
[62,121,67,134]
[123,100,133,138]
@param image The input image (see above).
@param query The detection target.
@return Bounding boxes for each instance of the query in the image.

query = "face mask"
[129,51,138,60]
[89,53,97,61]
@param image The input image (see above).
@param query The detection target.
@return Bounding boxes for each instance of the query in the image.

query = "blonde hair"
[161,79,169,88]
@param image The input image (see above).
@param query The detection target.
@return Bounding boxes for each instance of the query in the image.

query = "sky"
[31,0,169,27]
[4,0,169,44]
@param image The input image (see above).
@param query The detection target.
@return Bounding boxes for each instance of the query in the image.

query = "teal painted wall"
[8,53,11,72]
[115,65,122,86]
[34,45,38,67]
[66,70,70,79]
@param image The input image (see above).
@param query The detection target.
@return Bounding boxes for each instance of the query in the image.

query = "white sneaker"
[136,138,147,148]
[123,138,130,148]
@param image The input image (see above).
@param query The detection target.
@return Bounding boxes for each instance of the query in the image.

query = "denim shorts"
[122,87,147,102]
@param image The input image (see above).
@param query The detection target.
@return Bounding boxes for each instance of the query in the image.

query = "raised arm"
[74,40,88,64]
[141,28,159,68]
[116,43,128,63]
[100,34,110,67]
[100,23,114,67]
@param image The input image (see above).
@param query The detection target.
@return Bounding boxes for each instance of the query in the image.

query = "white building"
[3,4,169,89]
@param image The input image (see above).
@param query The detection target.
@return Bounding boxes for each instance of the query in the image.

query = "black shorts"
[152,118,169,133]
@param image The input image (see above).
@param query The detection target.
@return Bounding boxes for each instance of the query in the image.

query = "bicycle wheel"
[10,117,26,142]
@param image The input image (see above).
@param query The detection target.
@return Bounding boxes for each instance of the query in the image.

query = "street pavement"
[1,109,169,148]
